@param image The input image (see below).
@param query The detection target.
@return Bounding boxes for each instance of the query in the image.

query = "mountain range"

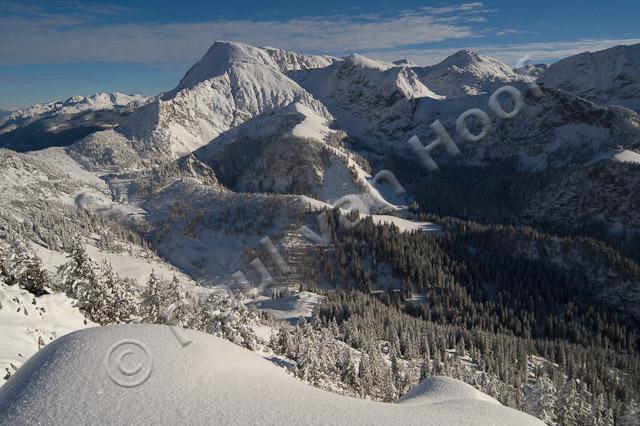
[1,40,639,425]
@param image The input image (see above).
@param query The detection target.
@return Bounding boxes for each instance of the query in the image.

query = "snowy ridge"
[0,325,544,425]
[409,86,640,171]
[541,43,640,112]
[0,93,149,128]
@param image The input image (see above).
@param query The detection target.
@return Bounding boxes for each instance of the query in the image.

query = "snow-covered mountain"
[514,63,548,79]
[415,49,522,98]
[541,43,640,112]
[119,41,332,158]
[0,325,543,425]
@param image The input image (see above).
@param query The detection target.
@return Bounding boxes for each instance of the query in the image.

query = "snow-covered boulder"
[0,325,543,425]
[398,376,499,405]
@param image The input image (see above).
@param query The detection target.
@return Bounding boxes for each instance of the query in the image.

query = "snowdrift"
[0,325,543,425]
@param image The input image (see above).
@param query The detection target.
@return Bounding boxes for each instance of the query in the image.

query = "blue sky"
[1,0,639,108]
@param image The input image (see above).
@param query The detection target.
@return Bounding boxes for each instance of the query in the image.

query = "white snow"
[398,376,499,405]
[0,282,93,386]
[589,149,640,165]
[247,291,325,322]
[0,325,543,425]
[370,215,441,233]
[290,103,331,141]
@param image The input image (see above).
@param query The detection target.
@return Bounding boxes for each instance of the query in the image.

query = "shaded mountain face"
[541,43,640,112]
[399,85,640,171]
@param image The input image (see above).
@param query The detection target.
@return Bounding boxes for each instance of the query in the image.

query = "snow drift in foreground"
[0,325,542,425]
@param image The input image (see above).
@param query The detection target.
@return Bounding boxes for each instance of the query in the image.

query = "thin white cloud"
[0,2,488,66]
[422,2,485,15]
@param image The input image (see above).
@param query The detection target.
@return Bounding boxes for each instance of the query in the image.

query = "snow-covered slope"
[119,41,331,158]
[541,43,640,112]
[262,46,336,73]
[415,50,522,98]
[0,325,543,425]
[0,281,93,386]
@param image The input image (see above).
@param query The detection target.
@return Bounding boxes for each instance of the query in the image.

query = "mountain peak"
[343,53,390,70]
[177,41,277,90]
[415,49,519,98]
[440,49,488,67]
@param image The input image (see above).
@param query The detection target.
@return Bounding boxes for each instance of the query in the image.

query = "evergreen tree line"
[319,210,639,353]
[0,199,149,254]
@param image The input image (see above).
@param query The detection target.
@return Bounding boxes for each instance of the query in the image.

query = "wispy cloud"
[2,1,637,70]
[422,2,486,15]
[0,1,489,66]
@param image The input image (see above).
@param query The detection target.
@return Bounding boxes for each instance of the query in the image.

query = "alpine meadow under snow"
[0,35,639,426]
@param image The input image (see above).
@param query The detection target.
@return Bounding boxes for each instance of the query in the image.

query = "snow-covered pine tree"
[3,238,50,296]
[619,400,640,426]
[141,271,173,324]
[58,244,109,322]
[339,350,360,392]
[524,374,557,425]
[557,380,580,426]
[194,290,257,349]
[100,261,139,323]
[296,339,322,385]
